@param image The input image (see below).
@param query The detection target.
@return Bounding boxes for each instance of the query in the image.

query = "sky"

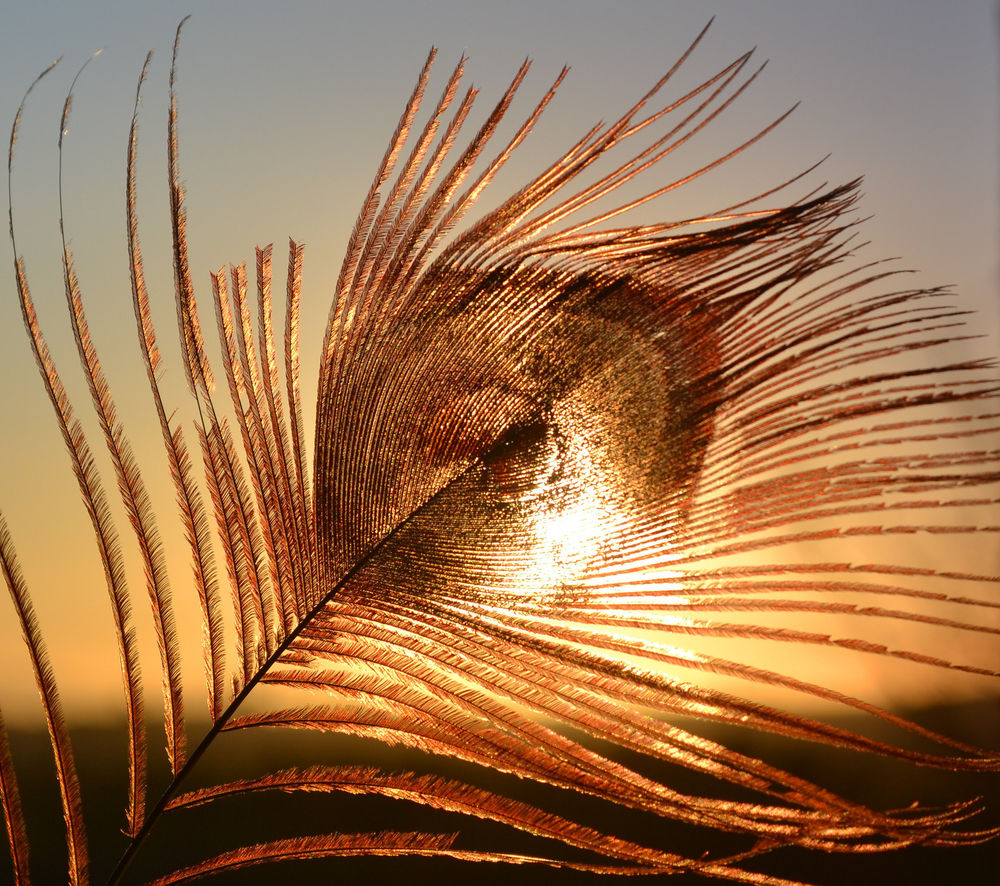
[0,0,997,726]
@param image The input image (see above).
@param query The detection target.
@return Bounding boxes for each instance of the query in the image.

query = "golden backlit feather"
[0,515,88,883]
[0,707,29,886]
[126,53,227,722]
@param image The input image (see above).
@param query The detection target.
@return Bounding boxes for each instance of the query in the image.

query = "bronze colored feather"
[2,16,998,886]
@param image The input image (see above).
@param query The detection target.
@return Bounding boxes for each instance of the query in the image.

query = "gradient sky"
[0,0,997,725]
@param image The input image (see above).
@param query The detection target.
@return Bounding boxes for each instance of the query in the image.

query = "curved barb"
[0,514,88,884]
[8,54,148,842]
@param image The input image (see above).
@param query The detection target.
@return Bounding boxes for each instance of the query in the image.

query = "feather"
[281,238,318,606]
[2,15,998,886]
[127,53,227,722]
[167,18,214,399]
[59,58,186,778]
[211,263,282,647]
[165,764,709,864]
[141,832,460,886]
[0,514,87,884]
[10,59,153,840]
[11,236,147,842]
[0,706,30,886]
[255,246,311,620]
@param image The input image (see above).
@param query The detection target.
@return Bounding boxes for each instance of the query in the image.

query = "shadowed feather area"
[1,18,998,886]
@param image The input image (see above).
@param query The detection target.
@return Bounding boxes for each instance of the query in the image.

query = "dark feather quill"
[1,17,998,886]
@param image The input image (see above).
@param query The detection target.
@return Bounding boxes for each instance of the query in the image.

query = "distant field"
[3,697,998,885]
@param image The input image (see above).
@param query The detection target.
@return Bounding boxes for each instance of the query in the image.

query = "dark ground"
[2,698,999,885]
